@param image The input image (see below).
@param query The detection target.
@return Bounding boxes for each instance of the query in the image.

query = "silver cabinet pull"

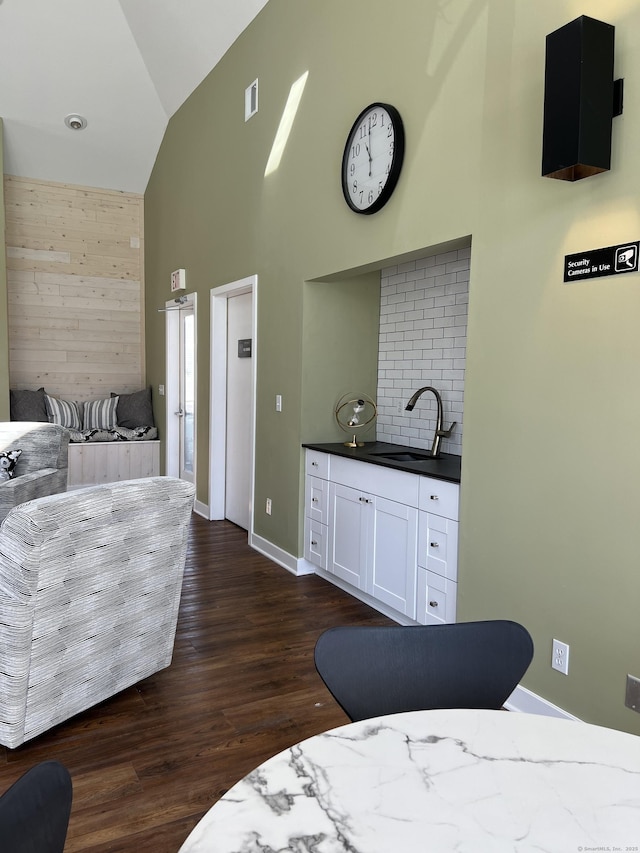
[430,494,439,501]
[312,497,319,503]
[311,540,318,546]
[429,600,438,608]
[312,461,318,467]
[430,541,439,548]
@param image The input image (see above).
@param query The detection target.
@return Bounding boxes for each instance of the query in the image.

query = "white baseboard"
[504,684,579,719]
[296,557,320,576]
[250,533,314,576]
[193,499,209,519]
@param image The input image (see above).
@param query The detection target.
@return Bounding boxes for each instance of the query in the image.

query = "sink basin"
[370,451,437,462]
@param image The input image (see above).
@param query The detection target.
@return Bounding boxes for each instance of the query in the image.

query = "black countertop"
[302,441,461,484]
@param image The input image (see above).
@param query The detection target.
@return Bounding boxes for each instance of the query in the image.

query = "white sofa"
[0,476,195,748]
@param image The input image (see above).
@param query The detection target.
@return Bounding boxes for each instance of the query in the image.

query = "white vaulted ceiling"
[0,0,269,193]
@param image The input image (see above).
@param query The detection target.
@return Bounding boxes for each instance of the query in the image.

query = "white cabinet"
[327,483,418,617]
[328,482,368,589]
[303,452,331,570]
[304,449,458,623]
[415,477,460,625]
[369,495,418,617]
[417,569,457,625]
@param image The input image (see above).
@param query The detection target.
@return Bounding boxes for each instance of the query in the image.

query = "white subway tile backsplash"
[445,259,472,274]
[376,247,469,455]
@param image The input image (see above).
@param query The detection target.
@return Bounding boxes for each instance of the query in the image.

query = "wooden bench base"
[67,441,160,488]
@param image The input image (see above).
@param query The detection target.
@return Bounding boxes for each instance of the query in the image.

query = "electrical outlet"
[396,401,405,415]
[551,639,569,675]
[275,395,282,412]
[265,498,272,515]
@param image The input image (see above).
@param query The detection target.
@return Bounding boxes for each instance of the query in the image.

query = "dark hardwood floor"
[0,514,393,851]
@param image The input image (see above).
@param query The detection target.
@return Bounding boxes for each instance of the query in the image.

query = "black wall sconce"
[542,15,623,181]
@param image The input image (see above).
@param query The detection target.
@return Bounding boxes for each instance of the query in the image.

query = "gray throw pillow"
[9,388,48,422]
[111,388,155,428]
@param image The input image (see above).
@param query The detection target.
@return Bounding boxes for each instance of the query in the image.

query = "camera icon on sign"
[615,244,638,272]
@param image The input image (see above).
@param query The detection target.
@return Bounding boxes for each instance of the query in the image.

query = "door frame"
[209,275,258,527]
[165,291,197,480]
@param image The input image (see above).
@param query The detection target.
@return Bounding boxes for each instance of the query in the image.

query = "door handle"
[175,409,184,417]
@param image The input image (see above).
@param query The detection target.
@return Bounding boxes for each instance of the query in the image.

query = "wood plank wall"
[0,125,10,417]
[4,175,145,401]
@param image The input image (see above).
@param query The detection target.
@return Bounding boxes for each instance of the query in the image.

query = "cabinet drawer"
[416,569,457,626]
[418,477,459,520]
[304,516,328,570]
[306,475,329,524]
[417,513,459,580]
[306,450,330,479]
[330,455,419,506]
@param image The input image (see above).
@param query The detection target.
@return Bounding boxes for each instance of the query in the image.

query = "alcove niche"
[301,236,471,455]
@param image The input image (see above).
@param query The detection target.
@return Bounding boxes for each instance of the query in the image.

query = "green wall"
[145,0,640,733]
[0,120,9,419]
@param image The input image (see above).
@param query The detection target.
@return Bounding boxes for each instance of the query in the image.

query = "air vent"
[245,79,258,121]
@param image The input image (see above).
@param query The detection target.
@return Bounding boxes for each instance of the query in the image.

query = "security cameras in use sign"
[564,241,640,282]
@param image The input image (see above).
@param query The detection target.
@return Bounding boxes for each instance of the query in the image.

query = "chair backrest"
[0,421,69,476]
[314,621,534,722]
[0,476,195,747]
[0,760,72,853]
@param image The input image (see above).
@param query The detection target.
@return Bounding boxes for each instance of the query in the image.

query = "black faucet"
[405,386,456,457]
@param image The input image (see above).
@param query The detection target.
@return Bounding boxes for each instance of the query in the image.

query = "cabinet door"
[328,482,368,589]
[369,496,418,619]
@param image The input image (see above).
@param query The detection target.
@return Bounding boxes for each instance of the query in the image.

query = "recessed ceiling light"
[64,114,87,131]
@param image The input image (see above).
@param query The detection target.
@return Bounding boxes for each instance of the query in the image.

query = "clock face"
[341,103,405,215]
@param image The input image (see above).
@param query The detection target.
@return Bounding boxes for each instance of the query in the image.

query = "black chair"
[0,761,72,853]
[314,620,534,722]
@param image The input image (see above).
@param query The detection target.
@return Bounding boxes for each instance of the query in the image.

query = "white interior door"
[165,293,196,484]
[225,292,253,528]
[179,305,196,483]
[209,275,257,529]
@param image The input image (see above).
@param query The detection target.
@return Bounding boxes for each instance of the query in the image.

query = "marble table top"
[179,708,640,852]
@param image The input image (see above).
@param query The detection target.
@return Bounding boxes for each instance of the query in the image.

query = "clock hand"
[365,118,372,177]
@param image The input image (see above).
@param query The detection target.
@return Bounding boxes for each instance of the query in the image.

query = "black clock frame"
[341,102,405,215]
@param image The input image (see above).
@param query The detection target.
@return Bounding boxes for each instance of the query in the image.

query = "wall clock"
[341,102,405,215]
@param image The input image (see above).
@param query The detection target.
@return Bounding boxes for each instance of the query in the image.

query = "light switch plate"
[171,268,186,292]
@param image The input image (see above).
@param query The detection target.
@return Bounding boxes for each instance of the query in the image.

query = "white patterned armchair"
[0,422,70,524]
[0,476,195,748]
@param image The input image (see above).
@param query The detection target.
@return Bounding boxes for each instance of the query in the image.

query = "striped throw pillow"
[45,395,83,431]
[83,397,119,430]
